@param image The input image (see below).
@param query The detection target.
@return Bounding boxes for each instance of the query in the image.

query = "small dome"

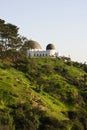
[46,44,55,50]
[24,40,42,49]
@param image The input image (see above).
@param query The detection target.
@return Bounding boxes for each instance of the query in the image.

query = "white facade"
[27,49,58,57]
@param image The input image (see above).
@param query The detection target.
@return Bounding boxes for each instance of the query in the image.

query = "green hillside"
[0,55,87,130]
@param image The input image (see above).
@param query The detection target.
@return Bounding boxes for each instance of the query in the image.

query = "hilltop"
[0,51,87,130]
[0,18,87,130]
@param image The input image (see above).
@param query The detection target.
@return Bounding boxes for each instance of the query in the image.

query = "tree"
[0,19,21,50]
[0,19,5,46]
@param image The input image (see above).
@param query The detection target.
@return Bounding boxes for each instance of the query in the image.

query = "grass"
[0,57,87,129]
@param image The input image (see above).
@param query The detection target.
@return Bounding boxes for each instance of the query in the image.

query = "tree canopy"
[0,19,22,50]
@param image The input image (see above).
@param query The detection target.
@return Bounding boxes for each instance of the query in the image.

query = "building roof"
[46,44,55,50]
[23,40,42,49]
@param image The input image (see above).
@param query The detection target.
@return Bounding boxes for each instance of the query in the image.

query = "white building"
[23,40,58,57]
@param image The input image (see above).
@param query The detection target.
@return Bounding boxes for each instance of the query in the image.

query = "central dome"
[24,40,42,49]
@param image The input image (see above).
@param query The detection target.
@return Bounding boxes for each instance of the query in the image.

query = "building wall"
[27,49,58,57]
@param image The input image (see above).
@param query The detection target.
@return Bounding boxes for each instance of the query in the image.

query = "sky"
[0,0,87,62]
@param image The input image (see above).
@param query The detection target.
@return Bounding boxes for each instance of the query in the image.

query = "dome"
[24,40,42,49]
[46,44,55,50]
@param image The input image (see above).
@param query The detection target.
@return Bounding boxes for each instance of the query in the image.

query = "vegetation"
[0,53,87,130]
[0,19,87,130]
[0,19,28,51]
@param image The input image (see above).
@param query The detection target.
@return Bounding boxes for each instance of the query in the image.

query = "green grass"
[0,57,87,130]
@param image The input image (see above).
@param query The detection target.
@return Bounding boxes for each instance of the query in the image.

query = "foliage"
[0,19,28,51]
[0,57,87,129]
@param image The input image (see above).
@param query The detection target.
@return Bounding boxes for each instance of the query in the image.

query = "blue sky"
[0,0,87,62]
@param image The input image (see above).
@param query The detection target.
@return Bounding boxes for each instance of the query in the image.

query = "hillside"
[0,54,87,130]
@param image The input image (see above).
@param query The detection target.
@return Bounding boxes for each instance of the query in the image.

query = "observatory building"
[25,40,58,57]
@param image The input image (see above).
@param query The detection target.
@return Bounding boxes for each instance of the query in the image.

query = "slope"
[0,57,87,130]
